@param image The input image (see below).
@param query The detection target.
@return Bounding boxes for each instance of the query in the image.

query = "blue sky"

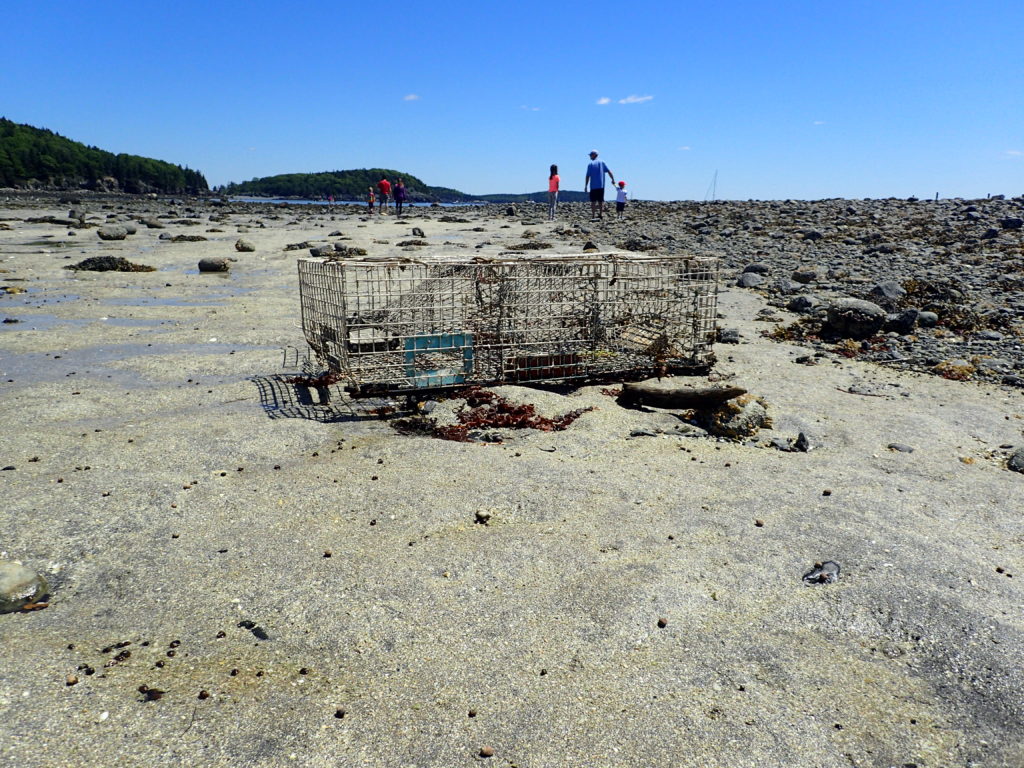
[3,0,1022,200]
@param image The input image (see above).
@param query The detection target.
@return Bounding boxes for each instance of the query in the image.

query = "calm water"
[228,197,486,207]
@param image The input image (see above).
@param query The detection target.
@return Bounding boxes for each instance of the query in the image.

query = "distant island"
[0,118,207,195]
[0,118,587,203]
[221,170,590,204]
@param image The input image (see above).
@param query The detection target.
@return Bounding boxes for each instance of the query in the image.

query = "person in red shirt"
[377,177,391,214]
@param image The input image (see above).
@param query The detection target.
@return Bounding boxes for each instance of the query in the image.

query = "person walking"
[377,176,391,215]
[366,186,375,214]
[615,181,628,218]
[547,164,560,221]
[393,179,408,217]
[584,150,615,220]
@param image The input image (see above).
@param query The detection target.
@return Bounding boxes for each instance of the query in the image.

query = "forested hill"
[222,169,472,203]
[0,118,208,194]
[222,170,590,204]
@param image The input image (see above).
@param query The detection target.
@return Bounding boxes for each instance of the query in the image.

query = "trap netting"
[297,252,718,395]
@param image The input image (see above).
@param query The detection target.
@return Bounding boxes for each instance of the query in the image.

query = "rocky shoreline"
[4,192,1023,389]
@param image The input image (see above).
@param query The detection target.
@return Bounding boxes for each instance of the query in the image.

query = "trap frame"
[297,252,718,397]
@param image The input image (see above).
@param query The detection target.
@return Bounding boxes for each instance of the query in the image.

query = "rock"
[505,206,517,216]
[802,561,840,585]
[582,241,599,252]
[1008,447,1024,473]
[142,218,165,229]
[412,227,426,238]
[700,394,771,439]
[791,265,824,284]
[736,272,765,288]
[869,280,907,304]
[824,298,886,338]
[0,560,49,612]
[802,230,824,241]
[234,239,256,252]
[888,442,915,453]
[198,258,230,273]
[999,217,1023,230]
[122,223,137,235]
[159,232,172,240]
[787,295,821,314]
[917,310,939,328]
[97,225,128,241]
[619,380,747,409]
[974,329,1004,341]
[64,257,155,273]
[742,263,771,274]
[883,308,919,334]
[717,328,741,344]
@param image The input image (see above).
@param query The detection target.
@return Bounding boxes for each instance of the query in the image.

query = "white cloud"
[678,146,691,151]
[403,94,420,101]
[1006,149,1023,157]
[618,95,653,104]
[596,97,611,105]
[520,105,541,111]
[813,120,826,125]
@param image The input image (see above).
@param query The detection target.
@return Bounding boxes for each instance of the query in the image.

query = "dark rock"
[999,217,1023,230]
[884,309,919,334]
[787,295,821,314]
[718,328,741,344]
[1007,447,1024,473]
[742,263,771,274]
[234,239,256,252]
[198,258,230,272]
[824,298,886,338]
[888,443,915,453]
[791,265,824,284]
[65,257,155,272]
[802,561,840,585]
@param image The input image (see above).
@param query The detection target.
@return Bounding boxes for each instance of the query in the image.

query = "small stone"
[479,746,495,758]
[888,443,915,453]
[198,258,230,273]
[97,225,128,241]
[234,239,256,252]
[66,675,78,686]
[802,560,841,585]
[0,560,50,613]
[1007,447,1024,473]
[657,617,668,628]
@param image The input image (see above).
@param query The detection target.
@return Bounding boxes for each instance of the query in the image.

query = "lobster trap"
[297,252,718,396]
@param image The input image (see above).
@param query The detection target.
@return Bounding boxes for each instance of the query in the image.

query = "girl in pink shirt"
[548,164,560,221]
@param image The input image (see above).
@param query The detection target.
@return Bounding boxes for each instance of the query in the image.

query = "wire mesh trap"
[297,252,719,397]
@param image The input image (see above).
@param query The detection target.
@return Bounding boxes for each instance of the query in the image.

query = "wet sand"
[1,196,1022,767]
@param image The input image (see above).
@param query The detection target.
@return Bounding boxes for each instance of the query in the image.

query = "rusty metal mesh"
[297,252,718,395]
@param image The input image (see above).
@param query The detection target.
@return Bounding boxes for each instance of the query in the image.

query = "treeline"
[221,169,591,204]
[0,118,208,194]
[222,169,471,203]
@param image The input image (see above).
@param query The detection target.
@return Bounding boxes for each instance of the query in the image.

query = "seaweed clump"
[394,386,593,442]
[64,256,156,272]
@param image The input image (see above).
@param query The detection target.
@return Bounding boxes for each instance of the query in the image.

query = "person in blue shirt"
[584,150,615,220]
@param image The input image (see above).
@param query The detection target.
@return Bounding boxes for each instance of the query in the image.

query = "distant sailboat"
[704,170,718,202]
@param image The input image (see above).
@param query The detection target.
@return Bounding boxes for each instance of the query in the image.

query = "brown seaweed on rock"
[64,256,156,272]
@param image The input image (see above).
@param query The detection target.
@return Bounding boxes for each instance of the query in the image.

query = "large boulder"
[824,298,886,339]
